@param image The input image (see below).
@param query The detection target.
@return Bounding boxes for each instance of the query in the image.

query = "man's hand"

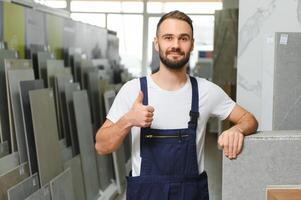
[125,91,154,128]
[218,126,244,159]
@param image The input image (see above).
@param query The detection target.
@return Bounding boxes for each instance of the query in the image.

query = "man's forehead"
[157,18,192,36]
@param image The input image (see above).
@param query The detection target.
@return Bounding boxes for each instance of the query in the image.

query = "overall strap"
[188,76,199,130]
[139,76,148,106]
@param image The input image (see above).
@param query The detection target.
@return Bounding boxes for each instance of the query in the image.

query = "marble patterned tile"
[8,69,34,163]
[223,131,301,200]
[19,80,44,175]
[29,89,63,186]
[7,173,39,200]
[25,184,51,200]
[0,152,19,176]
[273,32,301,130]
[64,155,86,200]
[64,82,80,156]
[50,168,75,200]
[0,50,17,148]
[0,162,30,200]
[73,90,100,200]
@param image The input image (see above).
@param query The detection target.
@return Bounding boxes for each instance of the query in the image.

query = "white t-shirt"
[107,75,236,176]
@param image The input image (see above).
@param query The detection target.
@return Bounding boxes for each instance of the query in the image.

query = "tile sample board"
[223,131,301,200]
[64,155,86,200]
[50,168,75,200]
[4,59,33,153]
[8,69,34,163]
[0,162,30,200]
[73,90,100,200]
[19,80,44,175]
[25,184,51,200]
[29,89,63,186]
[36,52,53,86]
[7,173,39,200]
[0,152,19,176]
[64,82,80,156]
[273,32,301,130]
[0,50,17,147]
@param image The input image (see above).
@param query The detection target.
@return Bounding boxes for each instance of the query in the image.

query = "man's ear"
[154,37,159,52]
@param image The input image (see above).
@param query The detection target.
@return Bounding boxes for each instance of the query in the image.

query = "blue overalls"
[126,76,209,200]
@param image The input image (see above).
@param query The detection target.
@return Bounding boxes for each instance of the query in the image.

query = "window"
[71,13,106,28]
[34,0,67,9]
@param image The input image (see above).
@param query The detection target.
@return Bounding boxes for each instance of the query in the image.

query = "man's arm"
[218,104,258,159]
[95,91,154,155]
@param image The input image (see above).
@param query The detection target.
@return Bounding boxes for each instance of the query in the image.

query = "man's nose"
[171,38,180,48]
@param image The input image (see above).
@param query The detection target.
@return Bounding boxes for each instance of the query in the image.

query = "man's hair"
[156,10,193,37]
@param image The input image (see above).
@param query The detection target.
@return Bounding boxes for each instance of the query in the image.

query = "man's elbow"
[95,142,112,155]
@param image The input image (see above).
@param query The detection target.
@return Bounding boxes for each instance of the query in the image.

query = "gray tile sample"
[19,80,44,175]
[73,90,100,200]
[50,168,75,200]
[25,184,51,200]
[0,162,30,200]
[8,69,34,163]
[0,152,19,176]
[55,74,73,145]
[37,52,53,86]
[29,89,63,186]
[0,141,9,158]
[273,32,301,130]
[46,60,65,88]
[65,82,80,156]
[112,144,126,194]
[223,131,301,200]
[4,59,33,153]
[64,155,86,200]
[7,173,39,200]
[0,50,17,147]
[96,154,115,191]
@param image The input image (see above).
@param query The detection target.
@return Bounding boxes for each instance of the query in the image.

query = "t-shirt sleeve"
[106,79,139,123]
[207,81,236,120]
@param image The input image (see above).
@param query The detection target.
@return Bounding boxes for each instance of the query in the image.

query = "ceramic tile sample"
[73,90,100,200]
[4,59,33,153]
[8,69,34,163]
[112,144,126,194]
[64,155,86,200]
[96,154,115,191]
[37,52,53,86]
[0,152,19,176]
[273,32,301,130]
[0,141,9,158]
[19,80,44,175]
[55,74,73,145]
[266,185,301,200]
[0,50,17,147]
[50,168,75,200]
[0,162,30,200]
[29,89,63,186]
[64,82,80,156]
[25,184,51,200]
[223,131,301,200]
[46,60,65,88]
[7,173,39,200]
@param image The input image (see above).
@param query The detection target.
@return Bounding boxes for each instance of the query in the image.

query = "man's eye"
[164,36,172,40]
[181,37,189,41]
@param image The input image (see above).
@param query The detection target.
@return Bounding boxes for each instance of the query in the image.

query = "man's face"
[155,18,194,70]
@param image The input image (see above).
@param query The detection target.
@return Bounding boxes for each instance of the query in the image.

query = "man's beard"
[159,47,190,70]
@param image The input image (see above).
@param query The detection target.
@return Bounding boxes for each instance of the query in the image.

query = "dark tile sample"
[73,90,100,200]
[64,155,86,200]
[36,52,53,87]
[7,173,39,200]
[50,168,75,200]
[8,69,34,163]
[29,89,63,186]
[19,80,44,175]
[0,152,19,176]
[54,74,73,145]
[0,50,17,148]
[64,82,80,156]
[0,162,30,200]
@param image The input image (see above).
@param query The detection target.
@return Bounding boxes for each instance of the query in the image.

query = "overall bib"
[126,76,209,200]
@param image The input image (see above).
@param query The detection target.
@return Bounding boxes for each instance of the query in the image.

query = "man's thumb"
[135,91,144,104]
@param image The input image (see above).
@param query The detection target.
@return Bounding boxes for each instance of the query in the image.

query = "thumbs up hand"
[125,91,154,128]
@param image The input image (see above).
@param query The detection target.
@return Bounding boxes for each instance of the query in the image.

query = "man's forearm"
[233,112,258,136]
[95,115,132,155]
